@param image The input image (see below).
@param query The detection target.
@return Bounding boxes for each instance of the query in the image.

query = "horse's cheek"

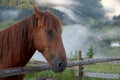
[33,32,42,50]
[34,30,47,50]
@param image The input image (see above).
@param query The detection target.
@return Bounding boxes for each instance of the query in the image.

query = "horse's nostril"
[59,62,63,68]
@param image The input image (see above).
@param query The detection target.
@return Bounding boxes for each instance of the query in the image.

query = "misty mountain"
[0,0,105,26]
[0,7,74,25]
[71,0,105,24]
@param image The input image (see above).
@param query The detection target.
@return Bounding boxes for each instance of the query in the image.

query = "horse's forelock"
[35,11,62,32]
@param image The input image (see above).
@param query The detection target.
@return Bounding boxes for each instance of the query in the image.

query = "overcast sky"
[101,0,120,19]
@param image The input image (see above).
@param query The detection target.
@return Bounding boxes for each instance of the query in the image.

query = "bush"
[86,46,95,58]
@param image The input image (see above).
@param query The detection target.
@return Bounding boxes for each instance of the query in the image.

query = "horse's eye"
[48,29,53,38]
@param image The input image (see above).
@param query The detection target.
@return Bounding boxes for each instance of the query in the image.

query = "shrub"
[86,45,95,58]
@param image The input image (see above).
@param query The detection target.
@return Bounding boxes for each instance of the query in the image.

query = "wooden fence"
[76,51,120,80]
[0,51,120,79]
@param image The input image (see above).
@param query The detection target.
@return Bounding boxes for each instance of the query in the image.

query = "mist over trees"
[79,0,105,21]
[113,15,120,27]
[0,0,120,29]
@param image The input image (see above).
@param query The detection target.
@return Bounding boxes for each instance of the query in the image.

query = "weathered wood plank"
[84,72,120,79]
[0,57,120,78]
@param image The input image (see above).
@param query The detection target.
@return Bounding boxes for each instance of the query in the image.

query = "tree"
[86,46,95,58]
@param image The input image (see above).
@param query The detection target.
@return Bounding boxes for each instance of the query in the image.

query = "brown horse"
[0,6,67,80]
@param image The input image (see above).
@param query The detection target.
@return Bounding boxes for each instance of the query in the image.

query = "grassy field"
[24,69,77,80]
[24,63,120,80]
[83,63,120,73]
[0,21,16,29]
[99,47,120,57]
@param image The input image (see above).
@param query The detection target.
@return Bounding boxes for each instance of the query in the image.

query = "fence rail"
[83,72,120,79]
[0,57,120,78]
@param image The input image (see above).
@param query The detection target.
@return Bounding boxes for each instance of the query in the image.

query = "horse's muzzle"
[51,59,67,73]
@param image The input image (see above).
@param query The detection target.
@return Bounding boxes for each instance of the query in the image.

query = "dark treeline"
[0,0,35,9]
[0,0,36,23]
[0,0,120,28]
[0,0,70,25]
[0,0,66,26]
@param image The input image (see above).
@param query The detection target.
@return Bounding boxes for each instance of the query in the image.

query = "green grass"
[25,62,77,80]
[24,63,120,80]
[83,63,120,80]
[83,63,120,73]
[99,47,120,57]
[99,25,120,34]
[24,69,77,80]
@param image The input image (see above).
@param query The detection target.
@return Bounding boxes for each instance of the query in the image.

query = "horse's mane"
[0,14,35,68]
[0,10,62,69]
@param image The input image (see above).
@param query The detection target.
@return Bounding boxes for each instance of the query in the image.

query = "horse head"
[32,6,67,72]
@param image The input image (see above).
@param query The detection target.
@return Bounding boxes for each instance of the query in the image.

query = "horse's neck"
[0,18,35,69]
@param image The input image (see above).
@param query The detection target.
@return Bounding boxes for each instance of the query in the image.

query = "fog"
[1,10,20,21]
[53,6,78,22]
[35,0,78,6]
[62,24,91,53]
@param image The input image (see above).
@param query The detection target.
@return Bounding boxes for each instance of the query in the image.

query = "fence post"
[78,50,83,80]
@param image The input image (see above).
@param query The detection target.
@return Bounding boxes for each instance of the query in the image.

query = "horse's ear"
[33,5,42,17]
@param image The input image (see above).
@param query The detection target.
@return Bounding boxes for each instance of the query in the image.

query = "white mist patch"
[53,6,78,22]
[1,10,20,20]
[35,0,77,6]
[32,51,47,61]
[35,0,79,22]
[62,24,93,57]
[101,0,120,19]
